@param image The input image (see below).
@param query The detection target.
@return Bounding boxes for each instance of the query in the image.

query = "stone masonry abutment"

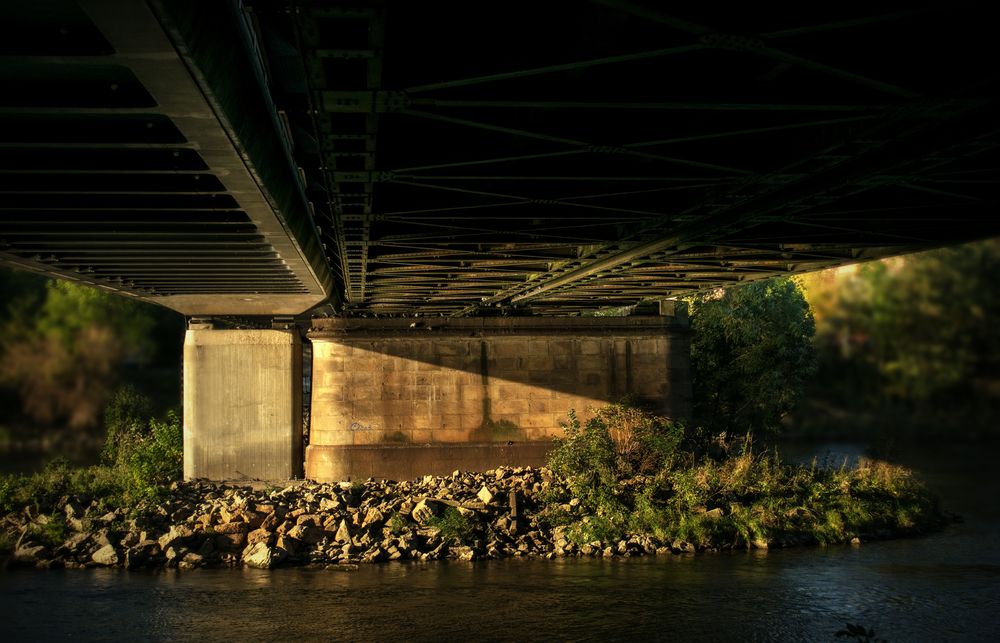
[305,315,690,482]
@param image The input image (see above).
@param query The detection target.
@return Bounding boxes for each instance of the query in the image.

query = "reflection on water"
[2,443,999,642]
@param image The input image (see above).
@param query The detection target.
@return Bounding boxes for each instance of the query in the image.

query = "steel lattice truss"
[248,0,998,316]
[256,1,1000,316]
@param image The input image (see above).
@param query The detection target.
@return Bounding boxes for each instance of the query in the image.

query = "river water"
[2,442,998,642]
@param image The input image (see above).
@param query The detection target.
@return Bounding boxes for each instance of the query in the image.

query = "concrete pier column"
[305,315,690,482]
[183,327,302,480]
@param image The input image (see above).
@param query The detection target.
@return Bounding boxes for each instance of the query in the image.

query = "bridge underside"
[3,2,1000,481]
[256,0,1000,317]
[1,1,998,318]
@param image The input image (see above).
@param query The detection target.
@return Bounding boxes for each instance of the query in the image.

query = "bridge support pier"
[304,315,690,482]
[183,327,303,481]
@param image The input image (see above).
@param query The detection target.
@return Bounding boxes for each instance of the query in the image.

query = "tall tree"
[689,277,817,436]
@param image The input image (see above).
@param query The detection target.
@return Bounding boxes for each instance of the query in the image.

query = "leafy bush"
[544,405,942,549]
[124,410,183,501]
[689,277,816,437]
[102,385,154,466]
[547,404,692,544]
[549,404,688,483]
[427,507,474,543]
[387,512,410,535]
[0,391,182,518]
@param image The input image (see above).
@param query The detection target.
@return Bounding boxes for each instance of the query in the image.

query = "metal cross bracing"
[245,0,1000,317]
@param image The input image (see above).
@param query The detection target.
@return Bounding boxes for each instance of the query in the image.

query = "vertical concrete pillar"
[183,328,302,480]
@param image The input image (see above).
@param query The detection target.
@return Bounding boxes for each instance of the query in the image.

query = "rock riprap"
[0,466,728,570]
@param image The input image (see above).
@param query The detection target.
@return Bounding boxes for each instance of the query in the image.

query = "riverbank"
[1,457,948,571]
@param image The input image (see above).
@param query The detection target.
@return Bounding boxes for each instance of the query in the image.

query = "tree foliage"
[796,239,1000,435]
[689,277,816,436]
[0,268,181,429]
[799,240,1000,404]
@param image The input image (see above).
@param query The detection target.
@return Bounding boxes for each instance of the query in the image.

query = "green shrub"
[549,404,689,483]
[122,410,182,503]
[387,512,410,535]
[543,405,942,549]
[101,384,154,466]
[427,507,474,543]
[0,393,182,519]
[547,404,691,543]
[26,515,69,548]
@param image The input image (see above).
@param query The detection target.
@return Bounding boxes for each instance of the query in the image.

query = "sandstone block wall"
[305,316,690,480]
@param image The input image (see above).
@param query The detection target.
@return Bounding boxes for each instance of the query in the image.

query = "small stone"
[477,486,495,505]
[94,529,114,547]
[287,524,324,545]
[452,546,475,561]
[215,522,249,535]
[335,520,352,544]
[64,500,85,519]
[362,508,385,529]
[851,537,862,546]
[361,547,386,563]
[215,533,246,552]
[13,545,47,564]
[671,540,696,554]
[182,552,204,565]
[296,514,322,528]
[157,524,194,550]
[242,542,287,569]
[276,534,299,554]
[411,498,443,524]
[319,497,341,512]
[64,532,91,552]
[92,544,120,566]
[247,529,274,547]
[260,512,281,532]
[509,492,521,518]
